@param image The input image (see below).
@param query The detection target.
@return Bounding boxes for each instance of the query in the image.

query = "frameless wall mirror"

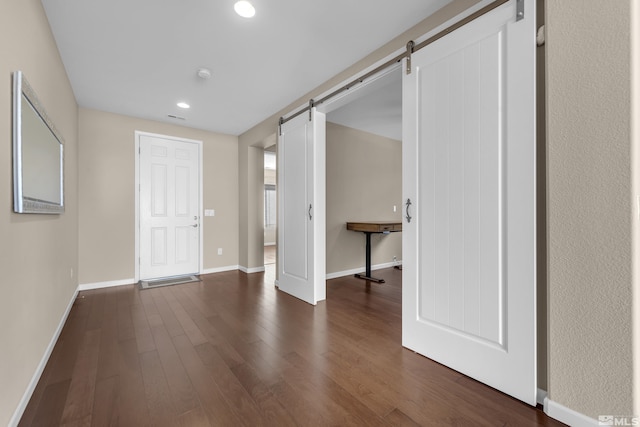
[13,70,65,214]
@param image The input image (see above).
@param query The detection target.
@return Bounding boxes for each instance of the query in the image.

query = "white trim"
[536,388,547,406]
[544,397,599,427]
[134,131,204,282]
[201,265,240,275]
[264,242,276,246]
[9,288,79,427]
[239,265,266,274]
[78,278,135,291]
[325,261,401,280]
[78,266,244,291]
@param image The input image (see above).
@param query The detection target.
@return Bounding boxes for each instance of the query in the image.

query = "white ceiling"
[40,0,451,136]
[327,67,402,141]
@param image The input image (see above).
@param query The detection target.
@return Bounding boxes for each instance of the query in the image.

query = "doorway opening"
[264,147,277,270]
[324,67,403,284]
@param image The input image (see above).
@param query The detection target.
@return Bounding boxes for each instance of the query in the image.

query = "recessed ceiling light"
[234,1,255,18]
[177,102,190,109]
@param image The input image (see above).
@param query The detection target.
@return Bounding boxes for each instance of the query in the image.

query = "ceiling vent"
[197,68,212,79]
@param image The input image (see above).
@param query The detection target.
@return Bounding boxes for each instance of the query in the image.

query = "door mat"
[139,275,200,290]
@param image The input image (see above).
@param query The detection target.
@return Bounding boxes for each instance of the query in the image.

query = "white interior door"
[402,0,537,405]
[277,109,326,305]
[139,133,201,280]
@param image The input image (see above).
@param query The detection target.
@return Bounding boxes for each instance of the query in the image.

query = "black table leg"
[354,231,385,283]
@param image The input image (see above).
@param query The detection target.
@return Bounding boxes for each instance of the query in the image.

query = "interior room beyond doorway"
[324,67,403,280]
[264,147,276,267]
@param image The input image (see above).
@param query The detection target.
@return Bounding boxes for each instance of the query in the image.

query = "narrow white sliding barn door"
[402,0,537,405]
[277,109,326,305]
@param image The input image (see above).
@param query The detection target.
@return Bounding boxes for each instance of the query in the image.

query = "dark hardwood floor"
[264,245,276,265]
[19,267,565,426]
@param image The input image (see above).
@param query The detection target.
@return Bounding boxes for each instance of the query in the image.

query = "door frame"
[134,131,204,282]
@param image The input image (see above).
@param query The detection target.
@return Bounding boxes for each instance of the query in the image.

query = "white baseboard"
[264,242,276,246]
[9,288,79,427]
[325,261,401,280]
[81,261,398,287]
[544,396,599,427]
[537,388,547,406]
[80,266,243,290]
[201,265,240,275]
[239,265,265,274]
[78,278,135,291]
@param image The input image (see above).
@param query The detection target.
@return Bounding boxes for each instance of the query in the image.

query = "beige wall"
[546,0,635,417]
[0,1,79,425]
[633,1,640,417]
[239,138,272,271]
[78,108,239,284]
[326,122,402,274]
[247,146,265,269]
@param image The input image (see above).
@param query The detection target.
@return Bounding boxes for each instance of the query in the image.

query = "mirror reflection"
[13,71,64,214]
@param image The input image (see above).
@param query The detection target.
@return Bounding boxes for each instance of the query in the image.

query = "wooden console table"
[346,221,402,283]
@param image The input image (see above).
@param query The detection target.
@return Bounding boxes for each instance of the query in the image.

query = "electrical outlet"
[70,268,74,279]
[217,248,223,255]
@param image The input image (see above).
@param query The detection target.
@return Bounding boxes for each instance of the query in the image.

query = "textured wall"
[78,108,239,284]
[547,0,634,417]
[325,122,402,274]
[633,1,640,416]
[0,2,79,425]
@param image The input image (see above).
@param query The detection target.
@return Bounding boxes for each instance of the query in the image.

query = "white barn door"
[402,0,537,405]
[138,133,201,280]
[277,109,326,305]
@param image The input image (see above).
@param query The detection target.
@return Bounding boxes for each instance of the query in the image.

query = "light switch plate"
[205,209,215,217]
